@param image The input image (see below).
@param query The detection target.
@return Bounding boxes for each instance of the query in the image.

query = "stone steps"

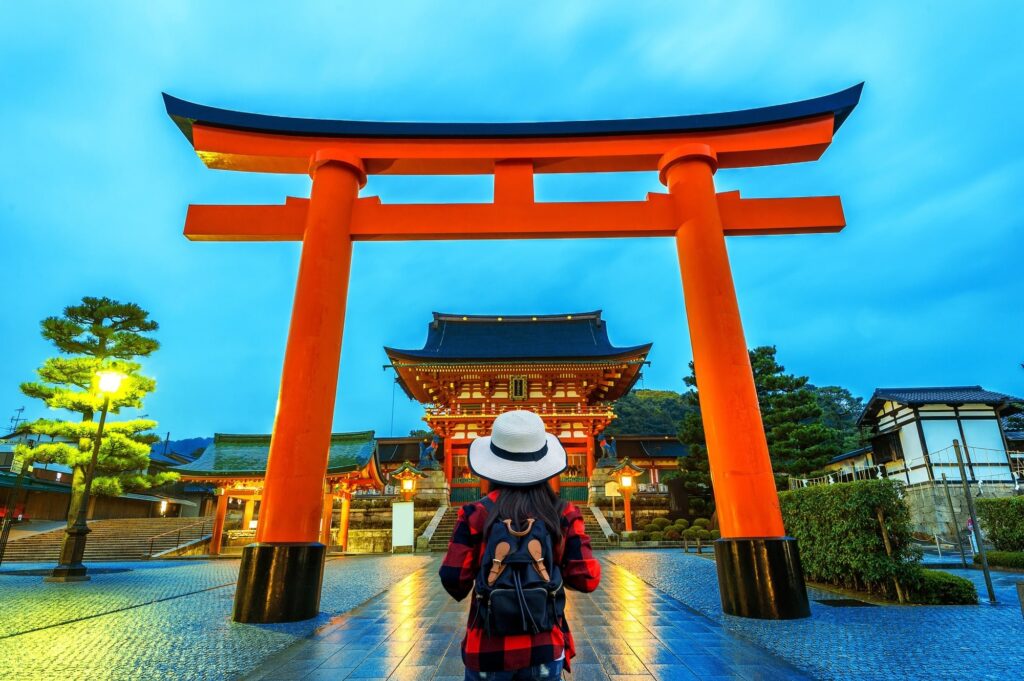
[579,506,611,550]
[1,517,212,562]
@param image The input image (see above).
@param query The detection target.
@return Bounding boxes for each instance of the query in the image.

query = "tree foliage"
[672,346,851,506]
[810,385,867,452]
[608,389,692,435]
[17,297,174,506]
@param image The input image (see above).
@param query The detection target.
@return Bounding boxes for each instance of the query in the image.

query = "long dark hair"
[483,481,566,542]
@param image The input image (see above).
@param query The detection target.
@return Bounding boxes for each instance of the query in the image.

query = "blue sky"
[1,3,1021,439]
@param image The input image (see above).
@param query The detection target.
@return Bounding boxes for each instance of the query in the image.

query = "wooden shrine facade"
[386,311,650,501]
[174,432,383,554]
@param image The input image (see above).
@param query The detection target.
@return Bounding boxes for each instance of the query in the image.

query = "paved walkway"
[609,550,1024,681]
[249,558,809,680]
[0,555,431,680]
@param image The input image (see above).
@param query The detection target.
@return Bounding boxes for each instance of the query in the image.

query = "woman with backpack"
[439,409,602,680]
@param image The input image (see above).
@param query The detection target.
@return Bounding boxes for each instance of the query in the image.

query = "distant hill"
[150,437,212,465]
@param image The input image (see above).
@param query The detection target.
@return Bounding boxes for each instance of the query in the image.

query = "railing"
[425,404,613,418]
[146,518,214,559]
[790,444,1022,490]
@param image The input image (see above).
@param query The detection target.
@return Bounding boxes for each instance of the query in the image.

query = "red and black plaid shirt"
[438,490,602,672]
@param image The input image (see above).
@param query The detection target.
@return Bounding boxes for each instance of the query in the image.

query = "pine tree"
[671,347,846,500]
[17,297,175,527]
[751,346,843,475]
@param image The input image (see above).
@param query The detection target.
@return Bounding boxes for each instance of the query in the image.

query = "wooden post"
[210,493,228,556]
[241,499,255,531]
[875,507,905,604]
[623,489,633,532]
[338,492,351,552]
[319,493,334,546]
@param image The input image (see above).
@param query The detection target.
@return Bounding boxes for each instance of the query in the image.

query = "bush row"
[624,528,720,543]
[975,497,1024,551]
[781,479,976,604]
[781,479,920,598]
[975,550,1024,569]
[907,569,978,605]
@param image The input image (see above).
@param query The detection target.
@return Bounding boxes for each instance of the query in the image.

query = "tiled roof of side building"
[385,311,651,362]
[859,386,1024,425]
[829,446,873,465]
[612,435,689,460]
[173,431,376,478]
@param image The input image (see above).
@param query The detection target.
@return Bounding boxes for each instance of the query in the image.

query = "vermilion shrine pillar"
[319,493,334,546]
[338,491,352,552]
[210,493,228,556]
[233,152,365,624]
[660,144,808,619]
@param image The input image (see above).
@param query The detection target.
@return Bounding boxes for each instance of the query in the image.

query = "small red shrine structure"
[174,432,383,555]
[386,311,650,502]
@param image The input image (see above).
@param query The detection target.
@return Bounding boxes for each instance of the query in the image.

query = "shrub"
[648,531,665,542]
[907,569,977,605]
[641,522,659,533]
[651,517,672,530]
[976,550,1024,569]
[673,518,690,530]
[976,497,1024,551]
[689,498,706,511]
[682,528,700,540]
[621,531,642,543]
[692,518,711,529]
[664,528,681,541]
[709,530,721,540]
[780,479,920,600]
[695,529,712,540]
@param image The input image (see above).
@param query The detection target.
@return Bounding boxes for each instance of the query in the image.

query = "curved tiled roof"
[859,386,1024,425]
[385,311,651,362]
[163,84,862,143]
[174,431,375,478]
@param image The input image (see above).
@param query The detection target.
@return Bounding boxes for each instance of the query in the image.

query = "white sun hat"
[468,410,568,486]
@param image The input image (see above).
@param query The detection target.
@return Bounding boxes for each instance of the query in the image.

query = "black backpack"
[474,497,565,637]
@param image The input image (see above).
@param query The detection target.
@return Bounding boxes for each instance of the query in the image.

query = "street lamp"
[610,458,644,534]
[46,369,125,582]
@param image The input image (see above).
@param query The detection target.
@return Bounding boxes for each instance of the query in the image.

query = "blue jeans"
[464,659,563,680]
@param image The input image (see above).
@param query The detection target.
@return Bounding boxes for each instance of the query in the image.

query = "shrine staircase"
[427,505,458,552]
[580,506,612,550]
[0,516,212,562]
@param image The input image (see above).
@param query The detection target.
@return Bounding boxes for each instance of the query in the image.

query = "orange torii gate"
[164,83,862,623]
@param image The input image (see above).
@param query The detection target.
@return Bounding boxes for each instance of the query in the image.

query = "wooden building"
[173,431,383,553]
[856,386,1022,484]
[386,311,651,502]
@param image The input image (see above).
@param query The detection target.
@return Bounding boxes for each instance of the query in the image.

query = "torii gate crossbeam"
[164,84,862,623]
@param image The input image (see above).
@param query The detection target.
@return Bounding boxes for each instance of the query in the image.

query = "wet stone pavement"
[0,555,430,681]
[249,558,809,680]
[609,550,1024,681]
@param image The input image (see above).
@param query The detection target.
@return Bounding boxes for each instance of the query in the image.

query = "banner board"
[392,501,415,553]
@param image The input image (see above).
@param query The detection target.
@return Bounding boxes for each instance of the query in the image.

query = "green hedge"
[780,479,921,599]
[907,569,977,605]
[976,550,1024,569]
[976,497,1024,551]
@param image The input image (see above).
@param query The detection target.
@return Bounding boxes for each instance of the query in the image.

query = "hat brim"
[467,433,568,487]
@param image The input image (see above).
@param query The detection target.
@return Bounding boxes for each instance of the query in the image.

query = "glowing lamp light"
[159,500,168,514]
[97,370,126,394]
[402,478,414,492]
[620,475,633,489]
[249,519,258,530]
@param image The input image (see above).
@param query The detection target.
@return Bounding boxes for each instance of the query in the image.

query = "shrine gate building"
[386,311,650,502]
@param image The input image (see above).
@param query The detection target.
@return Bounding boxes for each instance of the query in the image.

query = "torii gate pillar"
[233,153,364,624]
[662,145,807,618]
